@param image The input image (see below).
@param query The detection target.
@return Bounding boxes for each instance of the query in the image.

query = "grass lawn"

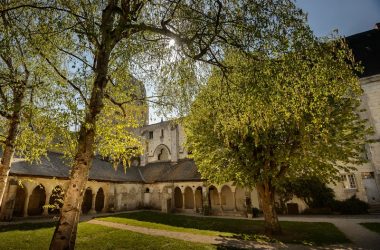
[99,211,349,246]
[0,222,215,250]
[360,223,380,234]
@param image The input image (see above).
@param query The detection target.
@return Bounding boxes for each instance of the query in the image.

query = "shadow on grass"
[0,222,56,233]
[100,211,350,246]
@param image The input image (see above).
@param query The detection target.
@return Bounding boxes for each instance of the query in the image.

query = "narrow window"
[148,131,153,139]
[160,129,164,138]
[347,174,357,189]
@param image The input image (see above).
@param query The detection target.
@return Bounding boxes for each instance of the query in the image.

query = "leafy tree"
[0,7,64,220]
[2,0,317,248]
[184,41,371,234]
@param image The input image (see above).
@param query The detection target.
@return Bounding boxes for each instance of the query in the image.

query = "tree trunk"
[256,181,282,235]
[0,91,24,220]
[49,43,112,250]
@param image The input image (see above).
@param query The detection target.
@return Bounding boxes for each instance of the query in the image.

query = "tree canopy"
[184,40,372,233]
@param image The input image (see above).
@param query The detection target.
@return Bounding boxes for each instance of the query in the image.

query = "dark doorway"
[28,185,46,216]
[95,188,105,212]
[82,188,92,214]
[13,186,26,217]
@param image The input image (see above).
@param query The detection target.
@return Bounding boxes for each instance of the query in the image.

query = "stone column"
[202,187,208,208]
[23,193,30,217]
[89,193,97,214]
[232,191,237,212]
[218,191,223,214]
[182,192,185,209]
[102,194,108,213]
[43,191,51,216]
[193,191,197,212]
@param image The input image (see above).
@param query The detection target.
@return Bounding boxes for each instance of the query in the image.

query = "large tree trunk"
[0,121,20,220]
[256,180,282,235]
[49,46,112,249]
[0,90,25,220]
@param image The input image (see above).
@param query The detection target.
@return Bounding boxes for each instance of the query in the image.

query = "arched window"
[158,148,169,160]
[154,144,171,161]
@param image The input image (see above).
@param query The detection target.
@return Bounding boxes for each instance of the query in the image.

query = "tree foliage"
[185,39,372,233]
[0,6,68,215]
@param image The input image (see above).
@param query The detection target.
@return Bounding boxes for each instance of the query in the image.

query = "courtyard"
[1,211,379,249]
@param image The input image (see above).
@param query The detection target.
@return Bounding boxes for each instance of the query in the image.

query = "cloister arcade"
[171,183,253,214]
[4,176,258,219]
[9,178,108,218]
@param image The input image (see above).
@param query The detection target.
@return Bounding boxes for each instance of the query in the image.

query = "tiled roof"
[138,159,202,183]
[9,152,201,183]
[10,152,142,183]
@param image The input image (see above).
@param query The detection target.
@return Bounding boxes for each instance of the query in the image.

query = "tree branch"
[0,4,87,21]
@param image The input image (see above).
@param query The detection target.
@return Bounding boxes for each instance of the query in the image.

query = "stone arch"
[12,185,26,217]
[221,185,234,211]
[95,188,105,212]
[208,185,219,210]
[195,186,203,210]
[82,188,92,214]
[174,187,182,209]
[153,144,171,161]
[48,185,64,214]
[184,187,194,209]
[28,184,46,216]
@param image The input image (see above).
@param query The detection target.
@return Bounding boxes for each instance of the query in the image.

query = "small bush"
[332,195,369,214]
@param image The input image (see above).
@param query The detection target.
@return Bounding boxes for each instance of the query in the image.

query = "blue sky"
[296,0,380,37]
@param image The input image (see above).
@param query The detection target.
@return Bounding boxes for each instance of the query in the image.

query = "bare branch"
[0,4,87,21]
[104,92,127,117]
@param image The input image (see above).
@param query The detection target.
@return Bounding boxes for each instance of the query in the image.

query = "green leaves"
[185,37,371,188]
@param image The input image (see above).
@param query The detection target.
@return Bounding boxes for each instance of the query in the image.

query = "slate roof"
[10,152,142,183]
[346,27,380,77]
[138,159,202,183]
[9,151,202,183]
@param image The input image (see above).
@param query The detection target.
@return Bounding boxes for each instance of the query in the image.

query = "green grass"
[360,223,380,234]
[0,222,215,250]
[98,211,349,246]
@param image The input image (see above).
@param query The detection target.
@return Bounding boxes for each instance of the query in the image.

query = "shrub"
[332,195,369,214]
